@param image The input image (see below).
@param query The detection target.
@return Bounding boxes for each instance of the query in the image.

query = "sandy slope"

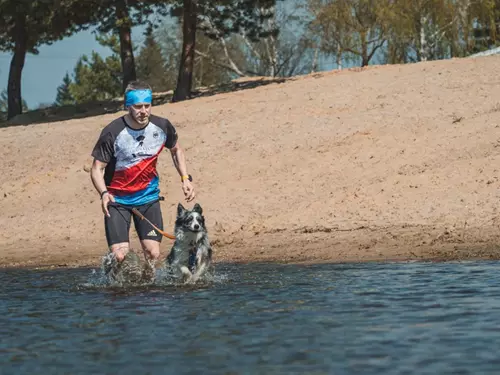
[2,56,500,268]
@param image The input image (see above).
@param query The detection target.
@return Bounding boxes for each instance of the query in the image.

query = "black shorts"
[104,200,164,246]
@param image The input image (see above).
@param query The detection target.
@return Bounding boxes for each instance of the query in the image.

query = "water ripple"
[1,261,500,374]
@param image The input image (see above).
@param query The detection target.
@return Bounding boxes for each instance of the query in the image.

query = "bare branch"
[218,36,246,76]
[240,33,263,60]
[194,49,258,77]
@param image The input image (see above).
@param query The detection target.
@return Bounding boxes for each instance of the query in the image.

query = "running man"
[90,81,195,280]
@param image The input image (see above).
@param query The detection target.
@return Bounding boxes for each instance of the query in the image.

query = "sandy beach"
[2,56,500,268]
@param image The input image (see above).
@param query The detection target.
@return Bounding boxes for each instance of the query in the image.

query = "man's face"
[129,103,151,126]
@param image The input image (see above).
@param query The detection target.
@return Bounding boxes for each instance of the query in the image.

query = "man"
[90,80,195,281]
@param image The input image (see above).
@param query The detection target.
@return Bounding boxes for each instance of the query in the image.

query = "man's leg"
[110,243,129,262]
[134,201,163,280]
[105,204,132,262]
[140,239,161,262]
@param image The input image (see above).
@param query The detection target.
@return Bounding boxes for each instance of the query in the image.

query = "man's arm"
[169,142,189,178]
[90,159,108,195]
[90,158,115,216]
[169,143,195,202]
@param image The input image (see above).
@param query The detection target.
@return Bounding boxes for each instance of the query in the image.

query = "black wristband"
[100,190,109,199]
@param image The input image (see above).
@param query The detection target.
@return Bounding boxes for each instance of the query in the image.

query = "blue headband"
[125,89,153,107]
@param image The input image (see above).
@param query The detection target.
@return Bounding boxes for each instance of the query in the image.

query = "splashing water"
[81,251,222,289]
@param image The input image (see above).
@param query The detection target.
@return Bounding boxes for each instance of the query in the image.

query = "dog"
[166,203,212,283]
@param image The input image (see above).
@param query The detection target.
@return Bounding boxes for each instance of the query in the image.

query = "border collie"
[166,203,212,283]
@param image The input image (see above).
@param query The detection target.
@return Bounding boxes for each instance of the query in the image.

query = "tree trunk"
[7,12,28,120]
[173,0,197,102]
[262,5,278,77]
[337,43,342,70]
[420,14,428,62]
[311,45,319,73]
[361,32,369,67]
[115,0,137,92]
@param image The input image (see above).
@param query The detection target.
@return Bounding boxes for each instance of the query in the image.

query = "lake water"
[1,261,500,374]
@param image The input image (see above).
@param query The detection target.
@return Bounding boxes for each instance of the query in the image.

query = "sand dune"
[2,56,500,268]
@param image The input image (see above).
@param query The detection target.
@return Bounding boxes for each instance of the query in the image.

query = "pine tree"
[136,27,173,92]
[54,73,76,106]
[70,53,122,103]
[93,0,170,91]
[65,34,122,104]
[0,89,28,121]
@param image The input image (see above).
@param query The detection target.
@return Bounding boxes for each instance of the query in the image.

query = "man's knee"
[110,243,129,262]
[146,247,160,260]
[142,241,160,260]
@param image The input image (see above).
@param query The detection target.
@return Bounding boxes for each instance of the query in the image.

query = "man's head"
[125,81,153,126]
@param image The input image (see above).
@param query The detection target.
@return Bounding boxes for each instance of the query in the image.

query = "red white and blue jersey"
[91,115,178,206]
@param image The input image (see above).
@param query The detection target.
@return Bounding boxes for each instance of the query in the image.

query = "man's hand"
[101,193,116,217]
[182,180,195,202]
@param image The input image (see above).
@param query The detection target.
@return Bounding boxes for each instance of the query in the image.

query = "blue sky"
[0,26,146,109]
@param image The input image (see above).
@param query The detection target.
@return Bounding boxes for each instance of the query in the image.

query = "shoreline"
[2,223,499,270]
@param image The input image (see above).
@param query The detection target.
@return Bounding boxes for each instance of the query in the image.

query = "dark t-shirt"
[91,114,178,206]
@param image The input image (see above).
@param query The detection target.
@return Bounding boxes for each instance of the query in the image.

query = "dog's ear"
[193,203,203,215]
[177,203,186,216]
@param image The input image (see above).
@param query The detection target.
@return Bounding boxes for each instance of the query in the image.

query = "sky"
[0,26,146,109]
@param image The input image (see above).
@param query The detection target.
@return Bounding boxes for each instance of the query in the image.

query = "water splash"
[154,262,220,286]
[79,252,227,290]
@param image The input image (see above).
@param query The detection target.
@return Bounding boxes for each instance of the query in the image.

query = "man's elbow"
[90,160,104,178]
[90,166,98,181]
[170,144,183,155]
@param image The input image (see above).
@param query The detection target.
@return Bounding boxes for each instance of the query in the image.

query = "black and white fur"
[166,203,212,283]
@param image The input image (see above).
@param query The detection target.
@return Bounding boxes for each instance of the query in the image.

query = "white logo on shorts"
[147,230,157,237]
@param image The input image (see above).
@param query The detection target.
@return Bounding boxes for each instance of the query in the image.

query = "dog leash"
[108,197,176,240]
[131,208,176,240]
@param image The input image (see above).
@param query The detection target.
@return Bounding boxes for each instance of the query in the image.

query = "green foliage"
[55,73,76,106]
[94,0,170,35]
[239,1,314,77]
[70,55,122,102]
[309,0,391,67]
[0,89,28,120]
[136,27,174,92]
[462,0,500,54]
[89,1,172,91]
[155,20,183,84]
[0,89,28,111]
[0,0,97,118]
[191,1,312,78]
[155,19,235,88]
[308,0,500,66]
[193,33,236,86]
[54,34,122,104]
[169,0,281,41]
[0,0,94,54]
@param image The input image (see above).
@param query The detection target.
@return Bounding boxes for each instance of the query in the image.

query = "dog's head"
[175,203,206,233]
